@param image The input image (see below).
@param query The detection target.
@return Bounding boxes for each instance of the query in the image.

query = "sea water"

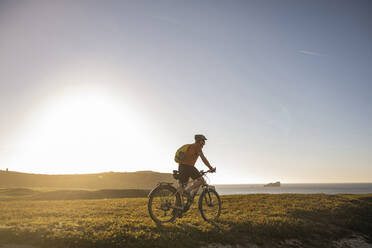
[214,183,372,195]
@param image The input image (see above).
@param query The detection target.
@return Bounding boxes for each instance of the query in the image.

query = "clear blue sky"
[0,0,371,183]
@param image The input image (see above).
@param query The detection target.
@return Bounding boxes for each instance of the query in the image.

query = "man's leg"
[177,164,189,194]
[185,177,205,194]
[185,166,205,194]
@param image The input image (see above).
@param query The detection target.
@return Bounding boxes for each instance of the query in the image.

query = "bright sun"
[6,89,155,174]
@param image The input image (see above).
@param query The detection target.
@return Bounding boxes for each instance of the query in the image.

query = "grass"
[0,194,371,247]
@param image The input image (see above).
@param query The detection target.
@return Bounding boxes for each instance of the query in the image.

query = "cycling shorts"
[178,164,202,184]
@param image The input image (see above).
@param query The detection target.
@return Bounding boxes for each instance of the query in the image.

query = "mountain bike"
[148,169,221,224]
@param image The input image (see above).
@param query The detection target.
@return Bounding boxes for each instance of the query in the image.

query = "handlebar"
[200,169,216,176]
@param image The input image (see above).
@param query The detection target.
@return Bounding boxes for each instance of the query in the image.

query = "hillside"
[0,170,176,190]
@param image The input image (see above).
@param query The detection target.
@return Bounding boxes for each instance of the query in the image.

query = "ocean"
[214,183,372,195]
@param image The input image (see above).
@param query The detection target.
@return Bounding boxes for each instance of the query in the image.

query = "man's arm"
[198,150,213,170]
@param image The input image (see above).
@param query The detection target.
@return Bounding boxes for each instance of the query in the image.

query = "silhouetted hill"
[0,170,176,190]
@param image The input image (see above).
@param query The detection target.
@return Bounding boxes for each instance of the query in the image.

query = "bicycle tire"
[198,188,221,222]
[148,184,181,224]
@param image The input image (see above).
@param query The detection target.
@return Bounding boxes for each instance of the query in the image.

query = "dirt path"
[333,235,372,248]
[202,235,372,248]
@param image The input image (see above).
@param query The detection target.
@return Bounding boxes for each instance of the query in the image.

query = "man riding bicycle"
[148,134,221,224]
[176,134,216,198]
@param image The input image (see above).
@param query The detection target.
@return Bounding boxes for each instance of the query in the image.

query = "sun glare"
[6,90,154,174]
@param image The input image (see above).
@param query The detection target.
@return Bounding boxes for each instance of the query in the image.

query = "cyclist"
[177,134,216,199]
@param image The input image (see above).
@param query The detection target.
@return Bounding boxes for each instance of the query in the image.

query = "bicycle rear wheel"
[148,184,180,224]
[198,188,221,222]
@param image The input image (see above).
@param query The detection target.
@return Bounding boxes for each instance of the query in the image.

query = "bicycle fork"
[206,190,214,207]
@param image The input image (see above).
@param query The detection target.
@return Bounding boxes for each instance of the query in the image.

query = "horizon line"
[1,169,371,184]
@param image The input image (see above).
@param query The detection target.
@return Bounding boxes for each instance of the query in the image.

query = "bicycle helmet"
[194,134,207,141]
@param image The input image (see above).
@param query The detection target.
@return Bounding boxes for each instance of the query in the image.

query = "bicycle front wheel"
[198,188,221,222]
[148,184,180,224]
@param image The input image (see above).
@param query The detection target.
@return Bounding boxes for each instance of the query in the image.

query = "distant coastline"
[215,183,372,195]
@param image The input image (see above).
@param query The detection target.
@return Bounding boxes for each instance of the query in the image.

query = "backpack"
[174,144,191,163]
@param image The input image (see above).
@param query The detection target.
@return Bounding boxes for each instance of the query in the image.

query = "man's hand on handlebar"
[200,168,216,175]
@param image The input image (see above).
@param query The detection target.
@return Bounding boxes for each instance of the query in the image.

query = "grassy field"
[0,194,371,248]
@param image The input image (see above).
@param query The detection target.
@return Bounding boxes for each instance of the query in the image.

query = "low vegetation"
[0,193,371,247]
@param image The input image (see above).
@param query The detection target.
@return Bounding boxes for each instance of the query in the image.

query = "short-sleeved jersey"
[182,143,202,166]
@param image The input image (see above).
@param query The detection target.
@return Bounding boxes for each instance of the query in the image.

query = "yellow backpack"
[174,144,191,163]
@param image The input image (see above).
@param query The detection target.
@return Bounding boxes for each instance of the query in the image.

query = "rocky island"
[264,181,281,187]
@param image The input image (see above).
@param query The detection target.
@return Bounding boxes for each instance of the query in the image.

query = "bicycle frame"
[174,172,214,213]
